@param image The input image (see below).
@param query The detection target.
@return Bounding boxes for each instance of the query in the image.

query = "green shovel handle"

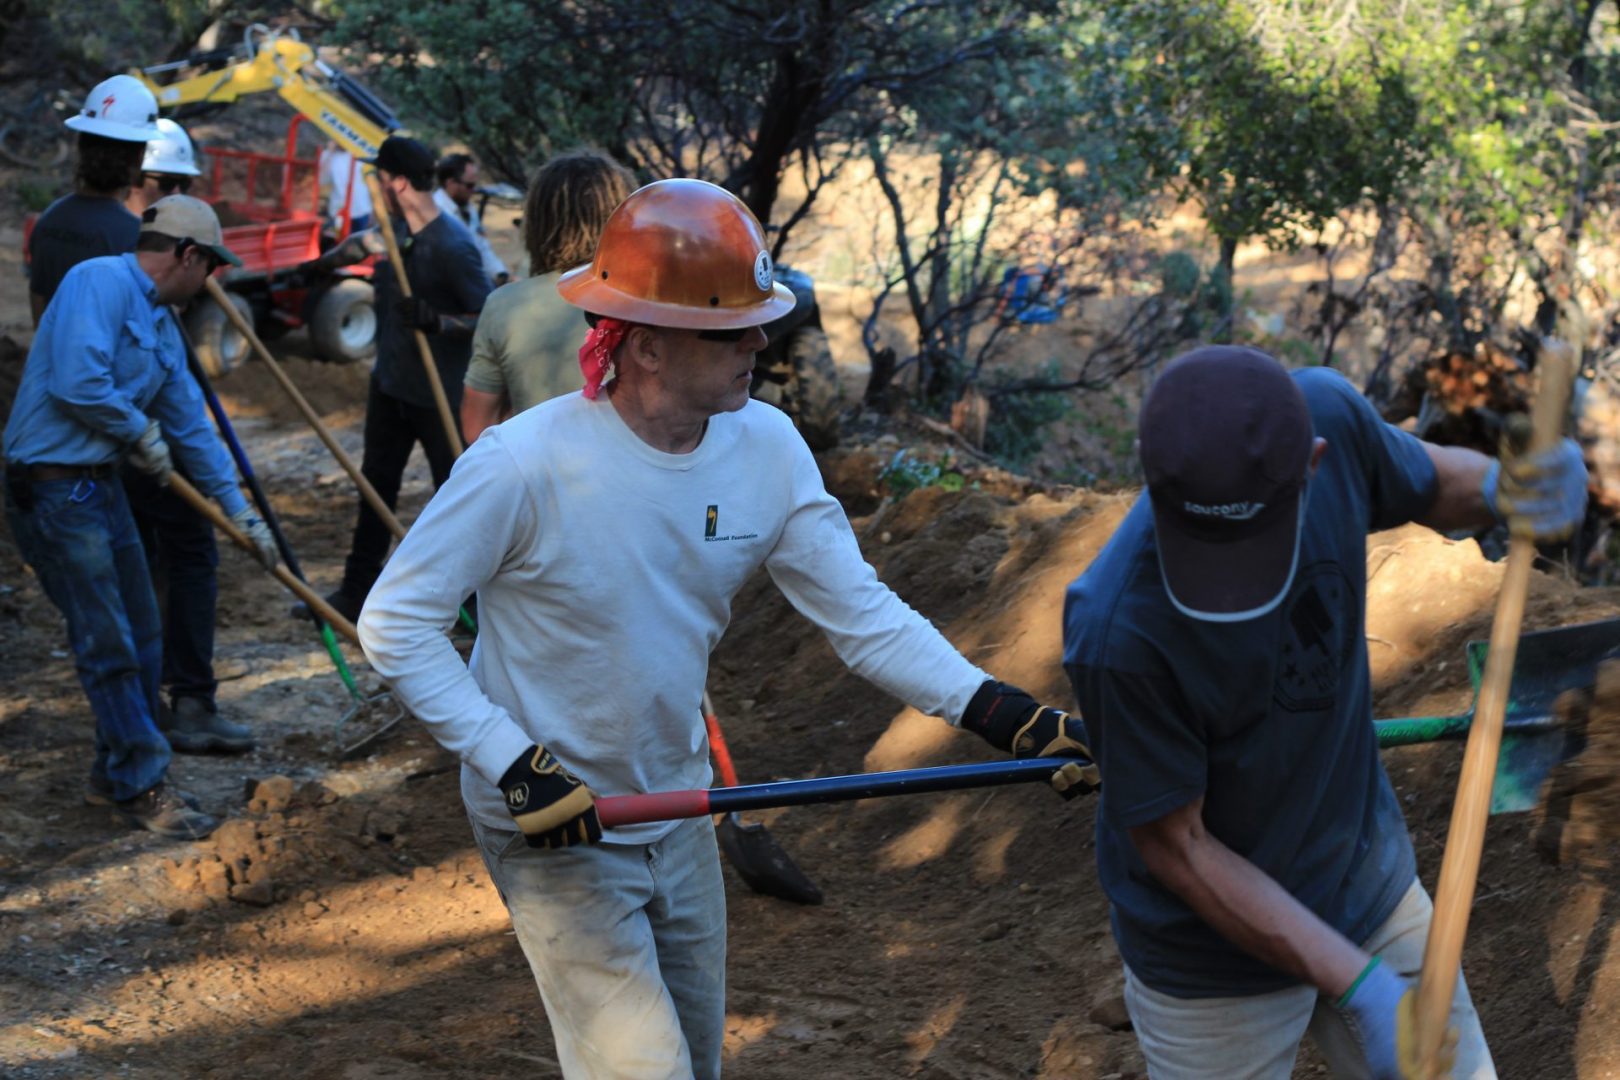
[1375,713,1563,747]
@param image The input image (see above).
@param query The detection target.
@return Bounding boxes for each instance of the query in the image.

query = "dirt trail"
[3,343,1620,1078]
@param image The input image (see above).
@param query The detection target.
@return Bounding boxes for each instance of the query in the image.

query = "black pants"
[341,379,458,600]
[122,465,219,708]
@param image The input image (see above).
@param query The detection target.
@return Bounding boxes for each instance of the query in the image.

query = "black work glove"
[394,295,442,334]
[498,744,603,849]
[960,680,1099,799]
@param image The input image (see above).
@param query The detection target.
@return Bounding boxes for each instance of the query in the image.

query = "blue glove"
[1483,436,1587,540]
[1335,957,1453,1080]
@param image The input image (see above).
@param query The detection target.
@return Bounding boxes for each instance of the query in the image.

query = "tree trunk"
[1213,235,1238,343]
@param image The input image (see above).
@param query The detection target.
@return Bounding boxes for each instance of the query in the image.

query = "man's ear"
[619,325,663,375]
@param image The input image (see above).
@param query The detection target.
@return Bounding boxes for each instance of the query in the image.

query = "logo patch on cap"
[754,250,772,292]
[1184,500,1265,521]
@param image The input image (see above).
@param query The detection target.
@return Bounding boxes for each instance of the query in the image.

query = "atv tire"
[310,277,377,365]
[786,325,841,450]
[185,289,255,378]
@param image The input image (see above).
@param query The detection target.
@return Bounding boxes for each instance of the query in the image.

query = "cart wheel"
[310,278,378,364]
[186,290,255,378]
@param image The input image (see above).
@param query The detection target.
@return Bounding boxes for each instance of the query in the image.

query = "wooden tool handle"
[202,277,406,540]
[167,473,360,644]
[362,170,465,459]
[1413,339,1577,1075]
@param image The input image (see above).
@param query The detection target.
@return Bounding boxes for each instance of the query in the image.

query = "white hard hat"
[64,75,160,143]
[142,118,201,176]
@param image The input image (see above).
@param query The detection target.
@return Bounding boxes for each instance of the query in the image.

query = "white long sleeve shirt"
[358,392,989,843]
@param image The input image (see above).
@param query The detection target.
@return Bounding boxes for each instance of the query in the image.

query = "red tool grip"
[597,788,712,829]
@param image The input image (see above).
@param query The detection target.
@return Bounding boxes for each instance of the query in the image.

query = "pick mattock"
[1412,339,1578,1077]
[166,472,359,643]
[203,276,405,538]
[703,691,822,905]
[362,167,464,458]
[202,276,475,638]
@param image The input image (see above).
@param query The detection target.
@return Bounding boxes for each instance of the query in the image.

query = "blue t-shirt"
[27,194,140,303]
[1061,367,1437,998]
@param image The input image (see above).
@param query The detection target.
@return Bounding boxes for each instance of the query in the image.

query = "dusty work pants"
[1123,878,1496,1079]
[470,814,727,1079]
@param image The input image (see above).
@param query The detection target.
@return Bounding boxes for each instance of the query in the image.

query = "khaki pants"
[471,814,727,1079]
[1123,879,1496,1079]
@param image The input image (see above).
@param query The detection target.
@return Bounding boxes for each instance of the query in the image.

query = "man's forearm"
[1415,442,1495,532]
[1139,817,1368,996]
[460,386,506,443]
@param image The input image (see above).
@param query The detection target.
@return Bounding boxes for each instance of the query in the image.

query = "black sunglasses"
[697,326,759,343]
[147,174,192,195]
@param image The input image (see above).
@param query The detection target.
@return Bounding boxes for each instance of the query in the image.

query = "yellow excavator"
[131,25,400,373]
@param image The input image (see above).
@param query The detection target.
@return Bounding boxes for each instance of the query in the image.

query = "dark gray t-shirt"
[1061,367,1437,998]
[28,194,140,303]
[372,213,491,410]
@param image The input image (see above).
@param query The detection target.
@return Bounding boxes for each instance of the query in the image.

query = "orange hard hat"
[557,178,795,330]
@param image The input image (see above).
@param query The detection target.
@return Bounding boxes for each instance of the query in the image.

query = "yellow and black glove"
[960,680,1099,799]
[498,744,603,849]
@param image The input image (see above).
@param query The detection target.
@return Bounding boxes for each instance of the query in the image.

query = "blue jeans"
[5,474,170,800]
[471,814,727,1079]
[122,465,219,707]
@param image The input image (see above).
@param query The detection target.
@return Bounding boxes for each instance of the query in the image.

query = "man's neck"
[398,189,441,234]
[607,379,707,455]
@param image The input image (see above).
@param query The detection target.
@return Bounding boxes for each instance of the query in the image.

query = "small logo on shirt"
[703,503,758,544]
[1184,500,1264,521]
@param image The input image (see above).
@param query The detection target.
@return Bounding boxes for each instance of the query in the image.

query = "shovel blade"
[717,812,823,906]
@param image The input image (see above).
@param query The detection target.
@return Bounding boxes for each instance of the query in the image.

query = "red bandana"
[578,318,631,399]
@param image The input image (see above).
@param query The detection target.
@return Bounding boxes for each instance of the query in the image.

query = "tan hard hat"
[557,178,795,330]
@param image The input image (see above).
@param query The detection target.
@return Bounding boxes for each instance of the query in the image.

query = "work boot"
[163,697,255,755]
[115,783,218,840]
[85,775,201,809]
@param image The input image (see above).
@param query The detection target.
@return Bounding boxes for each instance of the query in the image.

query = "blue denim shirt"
[3,254,245,516]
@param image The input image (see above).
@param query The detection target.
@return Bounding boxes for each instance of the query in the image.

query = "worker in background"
[359,178,1096,1078]
[461,149,634,442]
[434,152,509,287]
[26,75,158,326]
[3,197,276,839]
[124,118,202,216]
[318,142,373,239]
[28,88,252,757]
[302,136,491,623]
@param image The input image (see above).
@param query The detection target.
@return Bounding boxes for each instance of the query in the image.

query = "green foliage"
[983,361,1075,469]
[877,449,967,499]
[16,178,57,213]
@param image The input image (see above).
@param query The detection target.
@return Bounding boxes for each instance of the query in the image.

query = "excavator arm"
[132,31,397,159]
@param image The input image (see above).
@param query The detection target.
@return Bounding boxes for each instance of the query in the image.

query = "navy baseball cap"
[1139,346,1314,621]
[365,136,436,188]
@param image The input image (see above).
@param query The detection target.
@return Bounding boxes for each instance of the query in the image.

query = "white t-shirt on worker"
[358,391,989,844]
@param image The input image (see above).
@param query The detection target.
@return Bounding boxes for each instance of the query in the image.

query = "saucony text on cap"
[1139,345,1313,621]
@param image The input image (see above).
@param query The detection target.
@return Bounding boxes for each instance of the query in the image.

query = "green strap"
[1336,956,1383,1009]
